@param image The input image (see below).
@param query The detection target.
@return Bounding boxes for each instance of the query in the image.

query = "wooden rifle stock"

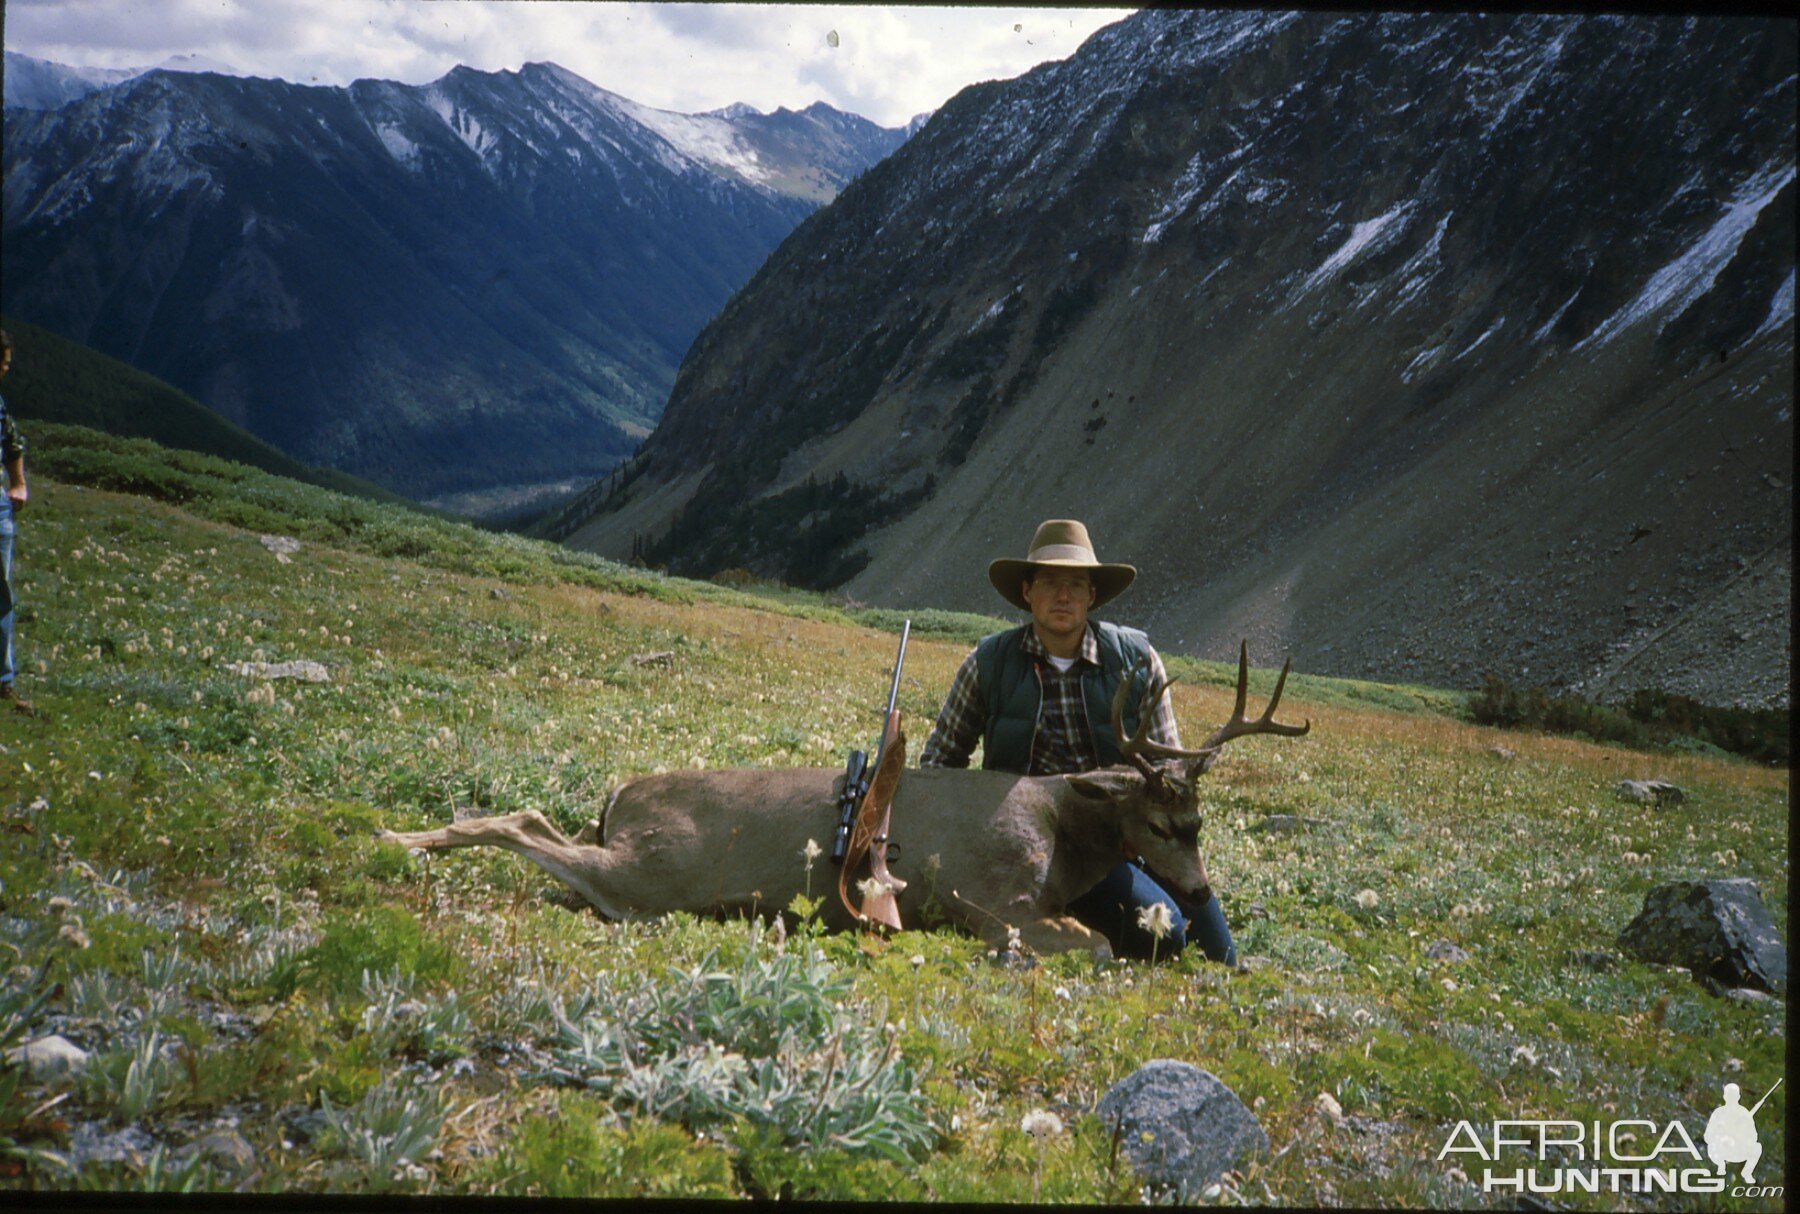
[836,622,910,931]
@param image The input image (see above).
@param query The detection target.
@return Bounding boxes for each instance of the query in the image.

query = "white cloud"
[2,1,1132,126]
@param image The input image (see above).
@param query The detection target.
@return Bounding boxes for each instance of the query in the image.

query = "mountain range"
[555,10,1795,708]
[2,53,912,509]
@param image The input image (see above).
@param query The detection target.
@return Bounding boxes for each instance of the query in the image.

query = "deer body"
[381,764,1203,958]
[379,642,1308,958]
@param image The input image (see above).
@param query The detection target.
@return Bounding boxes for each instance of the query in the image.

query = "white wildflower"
[1354,889,1380,910]
[1020,1110,1063,1138]
[801,838,823,865]
[1136,902,1175,940]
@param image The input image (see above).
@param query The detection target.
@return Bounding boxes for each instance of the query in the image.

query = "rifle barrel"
[885,621,911,715]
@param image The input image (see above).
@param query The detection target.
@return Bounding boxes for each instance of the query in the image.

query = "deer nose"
[1185,882,1213,908]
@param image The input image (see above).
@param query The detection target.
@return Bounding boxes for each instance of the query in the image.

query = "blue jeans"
[0,502,14,687]
[1066,859,1237,965]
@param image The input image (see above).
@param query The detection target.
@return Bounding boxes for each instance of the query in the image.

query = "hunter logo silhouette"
[1704,1078,1780,1183]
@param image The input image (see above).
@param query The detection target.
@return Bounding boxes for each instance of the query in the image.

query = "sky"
[2,1,1134,128]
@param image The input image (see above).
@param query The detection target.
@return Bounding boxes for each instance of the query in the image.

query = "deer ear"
[1065,770,1144,800]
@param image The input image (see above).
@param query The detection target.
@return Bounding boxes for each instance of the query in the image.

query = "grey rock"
[1247,814,1325,835]
[194,1129,255,1170]
[1724,987,1778,1006]
[1617,779,1685,806]
[1245,902,1270,921]
[1096,1060,1268,1196]
[1617,878,1787,994]
[259,535,303,563]
[8,1034,89,1081]
[1489,746,1517,760]
[1568,949,1620,973]
[1424,939,1472,963]
[66,1122,154,1169]
[280,1105,332,1146]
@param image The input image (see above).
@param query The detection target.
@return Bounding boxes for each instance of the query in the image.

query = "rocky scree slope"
[564,11,1794,708]
[2,61,908,503]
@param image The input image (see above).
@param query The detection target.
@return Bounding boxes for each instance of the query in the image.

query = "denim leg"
[1067,860,1183,959]
[1181,888,1238,968]
[0,506,14,688]
[1067,859,1238,965]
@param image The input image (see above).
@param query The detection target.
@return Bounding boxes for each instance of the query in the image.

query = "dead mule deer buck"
[378,641,1310,958]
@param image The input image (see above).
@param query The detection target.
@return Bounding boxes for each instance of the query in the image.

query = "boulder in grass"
[1567,949,1621,973]
[1617,779,1685,806]
[1248,814,1326,835]
[1096,1060,1267,1197]
[1424,939,1472,963]
[1617,878,1787,994]
[7,1034,88,1081]
[194,1129,256,1170]
[259,535,303,563]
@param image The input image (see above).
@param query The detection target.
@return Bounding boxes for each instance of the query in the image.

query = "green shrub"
[303,908,459,998]
[1471,674,1786,763]
[541,943,936,1162]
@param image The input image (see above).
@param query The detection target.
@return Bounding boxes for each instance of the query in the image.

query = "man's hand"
[5,480,25,513]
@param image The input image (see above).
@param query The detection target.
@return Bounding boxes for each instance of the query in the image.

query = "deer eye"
[1148,822,1174,841]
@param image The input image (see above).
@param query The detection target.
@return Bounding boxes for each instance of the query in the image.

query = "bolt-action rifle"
[833,620,910,930]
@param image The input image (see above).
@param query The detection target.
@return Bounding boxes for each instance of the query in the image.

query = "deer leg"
[379,811,632,920]
[989,915,1114,960]
[379,809,576,854]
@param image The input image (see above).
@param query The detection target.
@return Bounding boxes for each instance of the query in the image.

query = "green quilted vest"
[974,621,1152,774]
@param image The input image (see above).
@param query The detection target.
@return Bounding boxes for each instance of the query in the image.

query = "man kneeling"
[919,519,1235,964]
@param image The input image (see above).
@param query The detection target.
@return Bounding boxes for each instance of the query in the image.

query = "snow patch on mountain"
[1752,269,1795,343]
[614,98,771,184]
[1388,213,1451,311]
[1578,161,1796,350]
[1533,289,1582,343]
[1455,316,1505,360]
[1400,342,1445,384]
[1142,152,1214,244]
[1296,201,1415,298]
[375,123,421,168]
[1472,22,1575,137]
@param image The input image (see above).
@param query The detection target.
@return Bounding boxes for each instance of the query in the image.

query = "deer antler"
[1192,641,1311,770]
[1112,658,1210,781]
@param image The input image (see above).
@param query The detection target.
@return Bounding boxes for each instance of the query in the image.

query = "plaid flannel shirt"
[918,624,1181,774]
[0,394,22,467]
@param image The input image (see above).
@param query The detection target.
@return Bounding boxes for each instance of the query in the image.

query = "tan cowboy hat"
[988,519,1136,612]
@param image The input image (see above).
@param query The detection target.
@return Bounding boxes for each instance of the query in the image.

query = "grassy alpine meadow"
[0,427,1787,1205]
